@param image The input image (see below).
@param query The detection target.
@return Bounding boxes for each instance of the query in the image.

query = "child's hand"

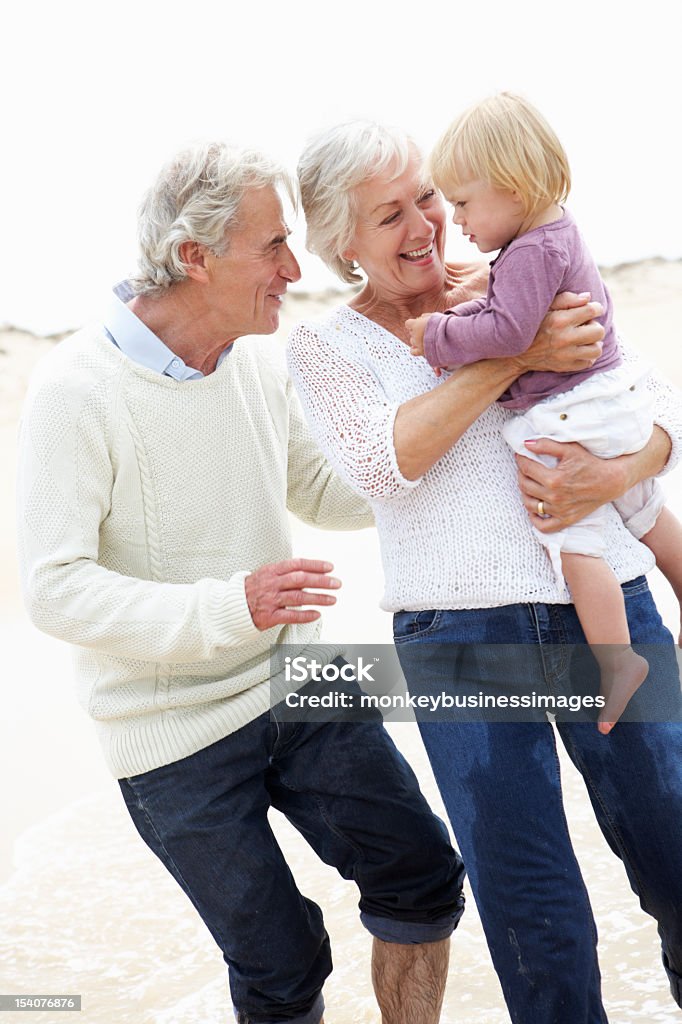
[405,315,430,357]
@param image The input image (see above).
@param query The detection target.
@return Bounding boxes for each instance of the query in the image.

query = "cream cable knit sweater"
[17,326,373,778]
[287,305,682,613]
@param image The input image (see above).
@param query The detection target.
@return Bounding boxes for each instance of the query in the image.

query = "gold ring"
[537,500,545,517]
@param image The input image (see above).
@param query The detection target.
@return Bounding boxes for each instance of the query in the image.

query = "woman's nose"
[407,204,432,238]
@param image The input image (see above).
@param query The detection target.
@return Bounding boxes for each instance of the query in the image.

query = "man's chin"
[246,315,280,337]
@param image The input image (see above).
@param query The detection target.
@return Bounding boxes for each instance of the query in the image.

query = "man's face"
[205,186,301,338]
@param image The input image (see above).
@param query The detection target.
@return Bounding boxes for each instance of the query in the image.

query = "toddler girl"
[406,92,682,733]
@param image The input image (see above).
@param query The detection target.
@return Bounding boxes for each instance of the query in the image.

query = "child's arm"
[406,298,488,359]
[445,297,489,319]
[405,315,431,357]
[419,243,570,371]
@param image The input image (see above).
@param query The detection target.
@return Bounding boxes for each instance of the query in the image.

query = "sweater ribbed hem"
[101,640,345,778]
[380,559,655,613]
[102,681,273,778]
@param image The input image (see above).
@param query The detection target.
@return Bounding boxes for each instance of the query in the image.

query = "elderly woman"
[287,121,682,1024]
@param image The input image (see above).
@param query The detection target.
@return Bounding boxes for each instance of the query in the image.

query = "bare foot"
[597,649,649,735]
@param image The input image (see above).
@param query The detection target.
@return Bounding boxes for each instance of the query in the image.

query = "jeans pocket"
[393,609,442,642]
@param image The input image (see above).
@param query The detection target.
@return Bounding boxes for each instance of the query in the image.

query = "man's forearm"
[21,558,260,662]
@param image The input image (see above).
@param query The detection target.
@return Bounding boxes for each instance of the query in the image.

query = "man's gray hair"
[297,121,412,285]
[131,141,294,296]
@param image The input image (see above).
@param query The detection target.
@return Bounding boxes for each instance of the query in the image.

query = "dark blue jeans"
[119,694,464,1024]
[394,577,682,1024]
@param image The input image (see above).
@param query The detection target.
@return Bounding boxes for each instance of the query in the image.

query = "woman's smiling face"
[343,147,447,301]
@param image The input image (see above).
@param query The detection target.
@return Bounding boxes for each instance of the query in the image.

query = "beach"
[2,261,682,1023]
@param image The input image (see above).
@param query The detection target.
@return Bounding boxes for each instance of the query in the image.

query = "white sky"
[2,0,681,333]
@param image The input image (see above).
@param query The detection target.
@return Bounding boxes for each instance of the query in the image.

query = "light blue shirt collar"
[104,281,231,380]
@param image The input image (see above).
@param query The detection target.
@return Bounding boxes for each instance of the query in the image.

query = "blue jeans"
[119,685,464,1024]
[394,577,682,1024]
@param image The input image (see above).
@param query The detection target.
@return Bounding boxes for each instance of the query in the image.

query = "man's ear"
[178,240,211,282]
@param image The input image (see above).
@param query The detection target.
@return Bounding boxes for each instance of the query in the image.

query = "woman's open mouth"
[400,244,433,263]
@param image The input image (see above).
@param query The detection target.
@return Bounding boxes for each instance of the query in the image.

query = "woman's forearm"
[595,426,673,505]
[394,358,519,480]
[517,425,673,531]
[618,425,672,491]
[395,293,607,481]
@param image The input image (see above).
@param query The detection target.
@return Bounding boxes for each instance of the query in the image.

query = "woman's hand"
[516,292,605,374]
[516,427,672,531]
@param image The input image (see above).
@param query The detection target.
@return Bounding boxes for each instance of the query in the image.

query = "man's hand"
[244,558,341,630]
[516,439,625,532]
[405,315,430,357]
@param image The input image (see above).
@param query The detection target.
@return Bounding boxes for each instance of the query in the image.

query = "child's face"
[442,179,526,253]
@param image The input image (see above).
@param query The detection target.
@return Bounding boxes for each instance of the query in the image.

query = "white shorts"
[502,364,665,590]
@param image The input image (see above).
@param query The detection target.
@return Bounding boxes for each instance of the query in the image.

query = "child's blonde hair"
[430,92,571,217]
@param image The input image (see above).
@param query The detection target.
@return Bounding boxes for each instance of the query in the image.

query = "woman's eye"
[419,189,437,202]
[381,212,400,225]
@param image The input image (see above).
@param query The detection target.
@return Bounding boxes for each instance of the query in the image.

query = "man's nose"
[281,243,301,283]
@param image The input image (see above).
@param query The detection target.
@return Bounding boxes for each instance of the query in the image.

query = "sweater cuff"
[385,403,423,491]
[423,314,444,369]
[206,571,262,647]
[653,414,682,477]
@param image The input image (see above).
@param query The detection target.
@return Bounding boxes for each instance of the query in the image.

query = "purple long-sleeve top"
[422,209,621,410]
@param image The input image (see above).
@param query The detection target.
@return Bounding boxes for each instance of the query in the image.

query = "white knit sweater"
[287,305,682,612]
[17,326,373,778]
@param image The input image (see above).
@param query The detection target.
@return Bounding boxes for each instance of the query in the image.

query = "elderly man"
[16,142,465,1024]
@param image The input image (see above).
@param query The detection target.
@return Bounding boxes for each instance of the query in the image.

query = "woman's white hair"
[297,121,412,284]
[130,141,293,297]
